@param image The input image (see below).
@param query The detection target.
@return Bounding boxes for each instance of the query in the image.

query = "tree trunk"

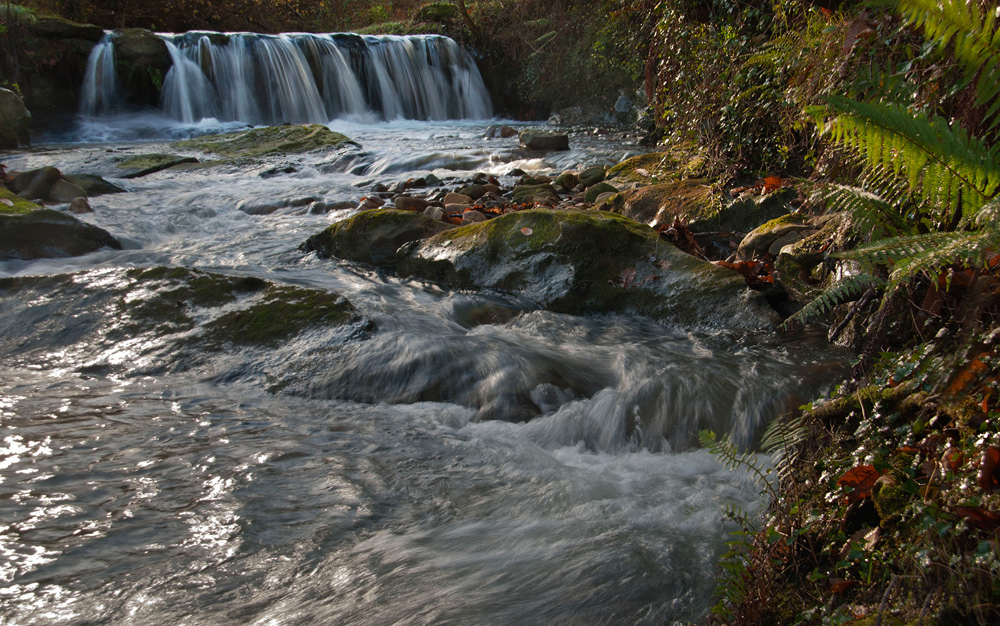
[456,0,480,38]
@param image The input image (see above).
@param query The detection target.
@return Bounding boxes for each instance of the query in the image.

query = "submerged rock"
[302,208,455,266]
[174,124,359,159]
[0,88,31,148]
[115,154,201,178]
[64,174,128,196]
[0,208,121,260]
[396,209,778,329]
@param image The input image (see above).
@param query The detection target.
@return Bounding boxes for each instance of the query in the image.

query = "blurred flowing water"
[0,112,847,625]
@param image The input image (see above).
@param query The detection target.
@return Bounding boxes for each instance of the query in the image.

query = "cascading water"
[79,31,493,124]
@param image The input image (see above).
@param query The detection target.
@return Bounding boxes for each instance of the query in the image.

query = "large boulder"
[174,124,359,159]
[112,29,172,108]
[21,18,104,118]
[301,208,454,266]
[0,88,31,148]
[519,130,569,151]
[396,209,778,329]
[599,182,796,235]
[0,208,121,260]
[737,213,811,260]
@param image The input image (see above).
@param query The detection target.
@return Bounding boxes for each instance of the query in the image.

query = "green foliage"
[781,272,886,329]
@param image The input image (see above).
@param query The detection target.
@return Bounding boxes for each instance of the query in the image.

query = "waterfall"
[79,35,120,117]
[79,31,493,124]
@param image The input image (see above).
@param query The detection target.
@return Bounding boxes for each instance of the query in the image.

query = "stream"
[1,32,846,625]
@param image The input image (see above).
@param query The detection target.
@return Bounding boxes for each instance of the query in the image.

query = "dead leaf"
[656,259,671,270]
[829,578,858,595]
[763,176,784,193]
[0,198,13,207]
[636,168,650,177]
[837,465,881,503]
[978,447,1000,492]
[520,227,533,236]
[951,506,1000,532]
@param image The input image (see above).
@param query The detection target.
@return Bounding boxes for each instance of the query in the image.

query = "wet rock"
[49,179,88,203]
[483,125,518,139]
[116,154,200,178]
[512,183,560,204]
[445,203,471,214]
[301,208,455,267]
[69,197,93,214]
[460,209,488,225]
[578,165,607,188]
[519,130,569,151]
[424,206,447,221]
[64,174,127,196]
[554,171,579,190]
[174,124,359,159]
[604,152,675,189]
[457,184,488,200]
[736,214,810,260]
[397,209,778,329]
[0,208,121,260]
[424,173,443,187]
[112,29,173,108]
[775,214,846,302]
[0,88,31,148]
[12,166,62,201]
[443,192,473,206]
[394,196,432,212]
[308,200,354,215]
[584,182,618,204]
[359,196,385,210]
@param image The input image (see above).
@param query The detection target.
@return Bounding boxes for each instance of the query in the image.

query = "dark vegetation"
[3,0,1000,621]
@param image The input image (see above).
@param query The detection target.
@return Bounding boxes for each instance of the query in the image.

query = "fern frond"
[781,272,887,330]
[822,96,1000,227]
[818,183,913,239]
[837,229,1000,284]
[897,0,1000,127]
[698,430,774,495]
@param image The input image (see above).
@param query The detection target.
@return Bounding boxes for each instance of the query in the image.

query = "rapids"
[0,114,847,625]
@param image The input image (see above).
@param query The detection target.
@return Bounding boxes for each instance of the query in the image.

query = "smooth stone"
[68,197,93,214]
[424,206,447,221]
[50,179,88,203]
[461,209,488,225]
[519,130,570,151]
[443,192,473,206]
[457,184,488,200]
[394,196,432,212]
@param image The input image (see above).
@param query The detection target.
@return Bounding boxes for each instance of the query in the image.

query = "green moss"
[0,187,40,214]
[122,266,358,344]
[174,124,359,158]
[303,208,453,266]
[606,152,681,186]
[204,286,356,346]
[414,2,459,22]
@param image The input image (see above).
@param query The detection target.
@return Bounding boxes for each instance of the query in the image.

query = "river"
[1,33,845,625]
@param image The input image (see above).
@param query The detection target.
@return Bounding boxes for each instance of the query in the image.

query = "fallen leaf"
[978,447,1000,492]
[942,447,965,472]
[829,578,858,595]
[837,465,881,503]
[763,176,784,193]
[0,198,13,207]
[656,259,671,270]
[636,168,650,177]
[520,227,533,236]
[951,506,1000,532]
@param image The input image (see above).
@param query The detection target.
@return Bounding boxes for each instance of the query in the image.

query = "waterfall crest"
[80,31,493,124]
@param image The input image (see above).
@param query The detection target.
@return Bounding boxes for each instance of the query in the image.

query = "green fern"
[781,272,887,330]
[815,97,1000,229]
[897,0,1000,126]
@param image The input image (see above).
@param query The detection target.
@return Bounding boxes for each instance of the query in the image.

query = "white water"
[80,31,493,124]
[0,119,846,624]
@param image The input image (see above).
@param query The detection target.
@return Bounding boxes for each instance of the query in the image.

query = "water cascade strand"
[80,31,493,124]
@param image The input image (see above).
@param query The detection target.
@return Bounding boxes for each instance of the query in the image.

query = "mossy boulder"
[301,208,454,266]
[0,187,41,214]
[604,152,678,189]
[597,180,715,228]
[0,88,31,148]
[0,208,121,259]
[584,181,618,203]
[112,29,172,108]
[31,16,104,41]
[396,209,778,329]
[64,174,128,196]
[114,153,201,178]
[174,124,359,159]
[736,213,810,260]
[775,213,846,302]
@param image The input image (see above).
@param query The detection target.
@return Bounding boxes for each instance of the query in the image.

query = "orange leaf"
[837,465,881,503]
[763,176,784,193]
[829,578,858,595]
